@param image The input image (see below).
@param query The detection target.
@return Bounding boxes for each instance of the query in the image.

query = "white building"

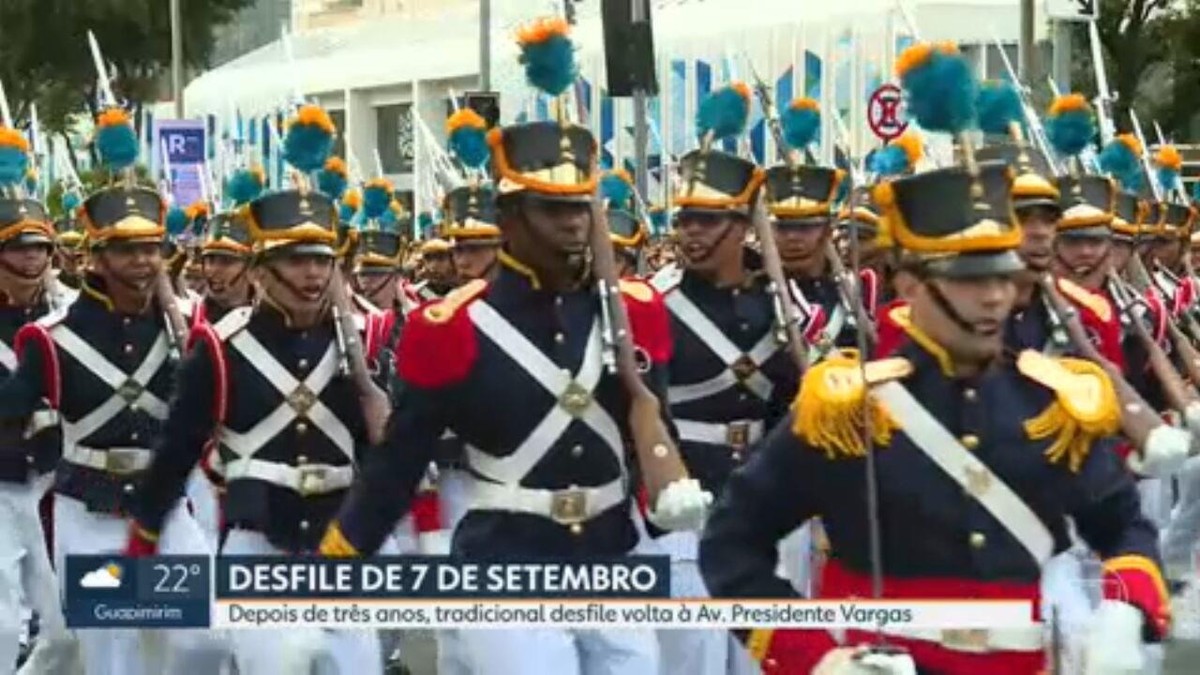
[182,0,1048,214]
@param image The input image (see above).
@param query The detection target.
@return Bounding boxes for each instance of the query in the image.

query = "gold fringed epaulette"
[618,278,654,303]
[1056,277,1113,323]
[1018,350,1120,473]
[422,278,488,324]
[791,351,912,459]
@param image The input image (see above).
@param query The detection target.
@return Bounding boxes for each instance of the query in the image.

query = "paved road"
[398,632,1200,673]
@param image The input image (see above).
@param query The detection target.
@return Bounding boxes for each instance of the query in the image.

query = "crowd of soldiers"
[0,15,1198,675]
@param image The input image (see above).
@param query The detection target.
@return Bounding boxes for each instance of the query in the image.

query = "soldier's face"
[912,274,1016,365]
[452,245,498,281]
[202,254,249,306]
[520,197,592,254]
[424,252,454,284]
[94,241,163,293]
[260,254,334,310]
[1054,235,1110,279]
[1151,238,1182,269]
[773,220,829,274]
[1017,207,1057,273]
[675,211,747,271]
[0,242,51,281]
[1110,241,1133,272]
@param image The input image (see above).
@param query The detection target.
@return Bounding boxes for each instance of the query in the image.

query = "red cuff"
[1102,555,1170,639]
[411,491,442,533]
[124,523,159,558]
[747,628,838,674]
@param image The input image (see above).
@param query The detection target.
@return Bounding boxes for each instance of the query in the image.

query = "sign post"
[153,119,207,207]
[867,84,908,143]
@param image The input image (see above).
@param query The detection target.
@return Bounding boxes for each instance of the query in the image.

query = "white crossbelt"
[469,478,625,523]
[0,338,16,372]
[218,333,353,461]
[808,304,846,366]
[674,419,765,447]
[466,301,623,485]
[664,291,779,404]
[882,626,1044,653]
[223,458,354,496]
[873,381,1055,565]
[62,445,152,474]
[54,327,170,445]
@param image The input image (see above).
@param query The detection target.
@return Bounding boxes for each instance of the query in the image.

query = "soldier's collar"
[887,305,955,376]
[498,249,542,290]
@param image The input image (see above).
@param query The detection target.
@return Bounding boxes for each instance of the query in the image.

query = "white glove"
[1127,424,1190,477]
[813,646,917,675]
[1184,401,1200,434]
[646,478,712,531]
[1084,601,1145,675]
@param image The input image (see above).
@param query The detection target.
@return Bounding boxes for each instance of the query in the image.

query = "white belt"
[63,445,152,474]
[25,409,60,438]
[469,479,625,525]
[882,626,1044,654]
[223,458,354,496]
[674,419,764,448]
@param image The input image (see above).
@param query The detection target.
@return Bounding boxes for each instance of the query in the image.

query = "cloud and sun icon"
[79,561,124,589]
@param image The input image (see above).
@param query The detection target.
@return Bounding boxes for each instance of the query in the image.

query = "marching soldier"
[648,84,799,675]
[317,28,711,666]
[444,184,502,284]
[125,104,383,675]
[599,169,648,278]
[701,156,1171,675]
[0,106,225,674]
[409,237,456,304]
[0,128,82,673]
[193,168,263,327]
[52,203,87,291]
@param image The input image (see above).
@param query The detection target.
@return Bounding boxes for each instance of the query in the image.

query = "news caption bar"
[64,556,1035,630]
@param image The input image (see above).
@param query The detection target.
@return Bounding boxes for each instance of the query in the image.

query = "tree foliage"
[1068,0,1200,138]
[0,0,251,134]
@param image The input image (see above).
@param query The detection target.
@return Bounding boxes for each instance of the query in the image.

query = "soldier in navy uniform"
[52,212,86,290]
[123,104,383,675]
[318,112,710,674]
[193,202,256,327]
[410,237,455,304]
[648,134,798,675]
[0,155,82,672]
[0,107,226,674]
[444,183,502,284]
[700,159,1171,675]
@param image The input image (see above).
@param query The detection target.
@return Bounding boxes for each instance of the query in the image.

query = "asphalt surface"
[397,631,1200,673]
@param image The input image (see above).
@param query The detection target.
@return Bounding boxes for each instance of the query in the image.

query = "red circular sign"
[868,84,908,142]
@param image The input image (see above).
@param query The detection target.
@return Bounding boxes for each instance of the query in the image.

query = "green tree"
[0,0,252,169]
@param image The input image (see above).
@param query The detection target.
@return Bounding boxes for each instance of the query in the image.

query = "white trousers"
[0,473,62,672]
[221,529,382,675]
[435,468,473,674]
[53,495,230,675]
[185,468,222,553]
[1163,457,1200,579]
[776,523,816,595]
[654,531,756,675]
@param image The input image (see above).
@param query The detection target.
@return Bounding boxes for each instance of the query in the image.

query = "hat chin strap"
[923,276,984,336]
[680,219,737,266]
[0,257,50,282]
[264,263,332,308]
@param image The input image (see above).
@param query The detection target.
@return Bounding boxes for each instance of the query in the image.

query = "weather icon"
[79,562,123,589]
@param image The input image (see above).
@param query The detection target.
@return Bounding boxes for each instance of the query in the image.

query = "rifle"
[590,189,689,503]
[1120,259,1200,411]
[1040,274,1162,450]
[328,267,392,445]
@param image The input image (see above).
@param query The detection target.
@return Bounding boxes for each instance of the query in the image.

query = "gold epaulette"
[1056,277,1113,323]
[618,278,654,303]
[422,278,488,324]
[1018,350,1120,473]
[791,351,912,459]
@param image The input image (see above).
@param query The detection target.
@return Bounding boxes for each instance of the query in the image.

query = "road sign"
[1046,0,1096,22]
[867,84,907,142]
[153,119,207,208]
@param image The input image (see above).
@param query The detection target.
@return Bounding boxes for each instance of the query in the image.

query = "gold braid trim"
[1019,351,1120,473]
[791,351,908,458]
[746,629,774,662]
[318,521,360,558]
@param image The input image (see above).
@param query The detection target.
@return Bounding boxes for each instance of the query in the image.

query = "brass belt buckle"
[297,465,328,496]
[726,421,751,450]
[105,448,143,475]
[549,488,588,526]
[940,628,990,653]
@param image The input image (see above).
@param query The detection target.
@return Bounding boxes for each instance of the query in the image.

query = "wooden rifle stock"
[329,268,392,445]
[590,199,689,504]
[1039,275,1160,449]
[750,196,811,373]
[154,271,190,358]
[1119,261,1200,413]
